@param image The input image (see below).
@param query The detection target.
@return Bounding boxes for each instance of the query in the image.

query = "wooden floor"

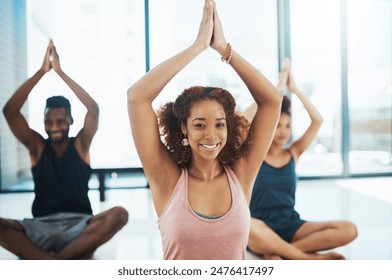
[0,176,391,260]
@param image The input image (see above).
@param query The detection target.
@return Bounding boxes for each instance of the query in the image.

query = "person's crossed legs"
[0,206,128,260]
[248,218,356,260]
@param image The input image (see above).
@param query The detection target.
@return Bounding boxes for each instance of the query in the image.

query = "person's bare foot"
[311,252,345,260]
[263,253,283,260]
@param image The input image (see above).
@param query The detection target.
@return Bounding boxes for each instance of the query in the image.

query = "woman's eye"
[194,123,205,128]
[216,123,225,128]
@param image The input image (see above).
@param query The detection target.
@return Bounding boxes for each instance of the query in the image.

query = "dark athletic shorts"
[254,208,306,242]
[266,218,306,242]
[16,212,92,255]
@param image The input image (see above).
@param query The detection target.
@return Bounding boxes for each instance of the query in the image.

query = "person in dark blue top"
[244,59,357,260]
[1,40,128,259]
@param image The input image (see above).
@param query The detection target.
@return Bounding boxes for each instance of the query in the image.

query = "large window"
[0,0,30,189]
[26,0,146,169]
[149,0,278,112]
[289,0,392,176]
[290,0,342,176]
[1,0,390,190]
[347,0,392,174]
[26,0,278,169]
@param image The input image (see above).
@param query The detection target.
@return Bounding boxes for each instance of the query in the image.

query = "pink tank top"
[157,166,250,260]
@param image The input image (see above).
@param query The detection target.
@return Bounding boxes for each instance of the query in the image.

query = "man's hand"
[40,40,53,73]
[50,41,62,73]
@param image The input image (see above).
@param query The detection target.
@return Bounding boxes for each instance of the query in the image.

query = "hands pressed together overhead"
[277,58,301,94]
[195,0,228,57]
[41,39,62,74]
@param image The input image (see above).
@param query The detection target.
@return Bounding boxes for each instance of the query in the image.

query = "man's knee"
[96,207,128,233]
[110,206,129,228]
[86,207,128,238]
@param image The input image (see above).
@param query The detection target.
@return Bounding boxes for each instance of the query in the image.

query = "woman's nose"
[205,127,217,138]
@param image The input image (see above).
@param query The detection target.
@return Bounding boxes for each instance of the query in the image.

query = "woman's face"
[273,112,292,146]
[183,100,228,162]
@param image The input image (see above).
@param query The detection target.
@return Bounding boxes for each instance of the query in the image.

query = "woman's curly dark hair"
[157,86,251,168]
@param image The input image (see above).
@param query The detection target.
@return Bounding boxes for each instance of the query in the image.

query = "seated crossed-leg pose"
[243,59,358,260]
[0,40,128,259]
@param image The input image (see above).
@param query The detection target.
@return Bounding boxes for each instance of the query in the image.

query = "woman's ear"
[69,116,74,125]
[181,123,187,136]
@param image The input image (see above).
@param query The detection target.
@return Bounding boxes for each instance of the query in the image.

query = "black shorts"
[254,208,306,242]
[267,218,306,242]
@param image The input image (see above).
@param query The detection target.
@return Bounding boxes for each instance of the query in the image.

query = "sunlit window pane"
[26,0,145,168]
[347,0,392,174]
[290,0,342,176]
[149,0,278,113]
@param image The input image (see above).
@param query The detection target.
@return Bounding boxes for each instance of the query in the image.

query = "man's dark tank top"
[31,137,92,217]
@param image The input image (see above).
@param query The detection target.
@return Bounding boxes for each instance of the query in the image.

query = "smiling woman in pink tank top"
[127,0,282,260]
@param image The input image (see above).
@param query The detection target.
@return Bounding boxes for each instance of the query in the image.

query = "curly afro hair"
[157,86,251,168]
